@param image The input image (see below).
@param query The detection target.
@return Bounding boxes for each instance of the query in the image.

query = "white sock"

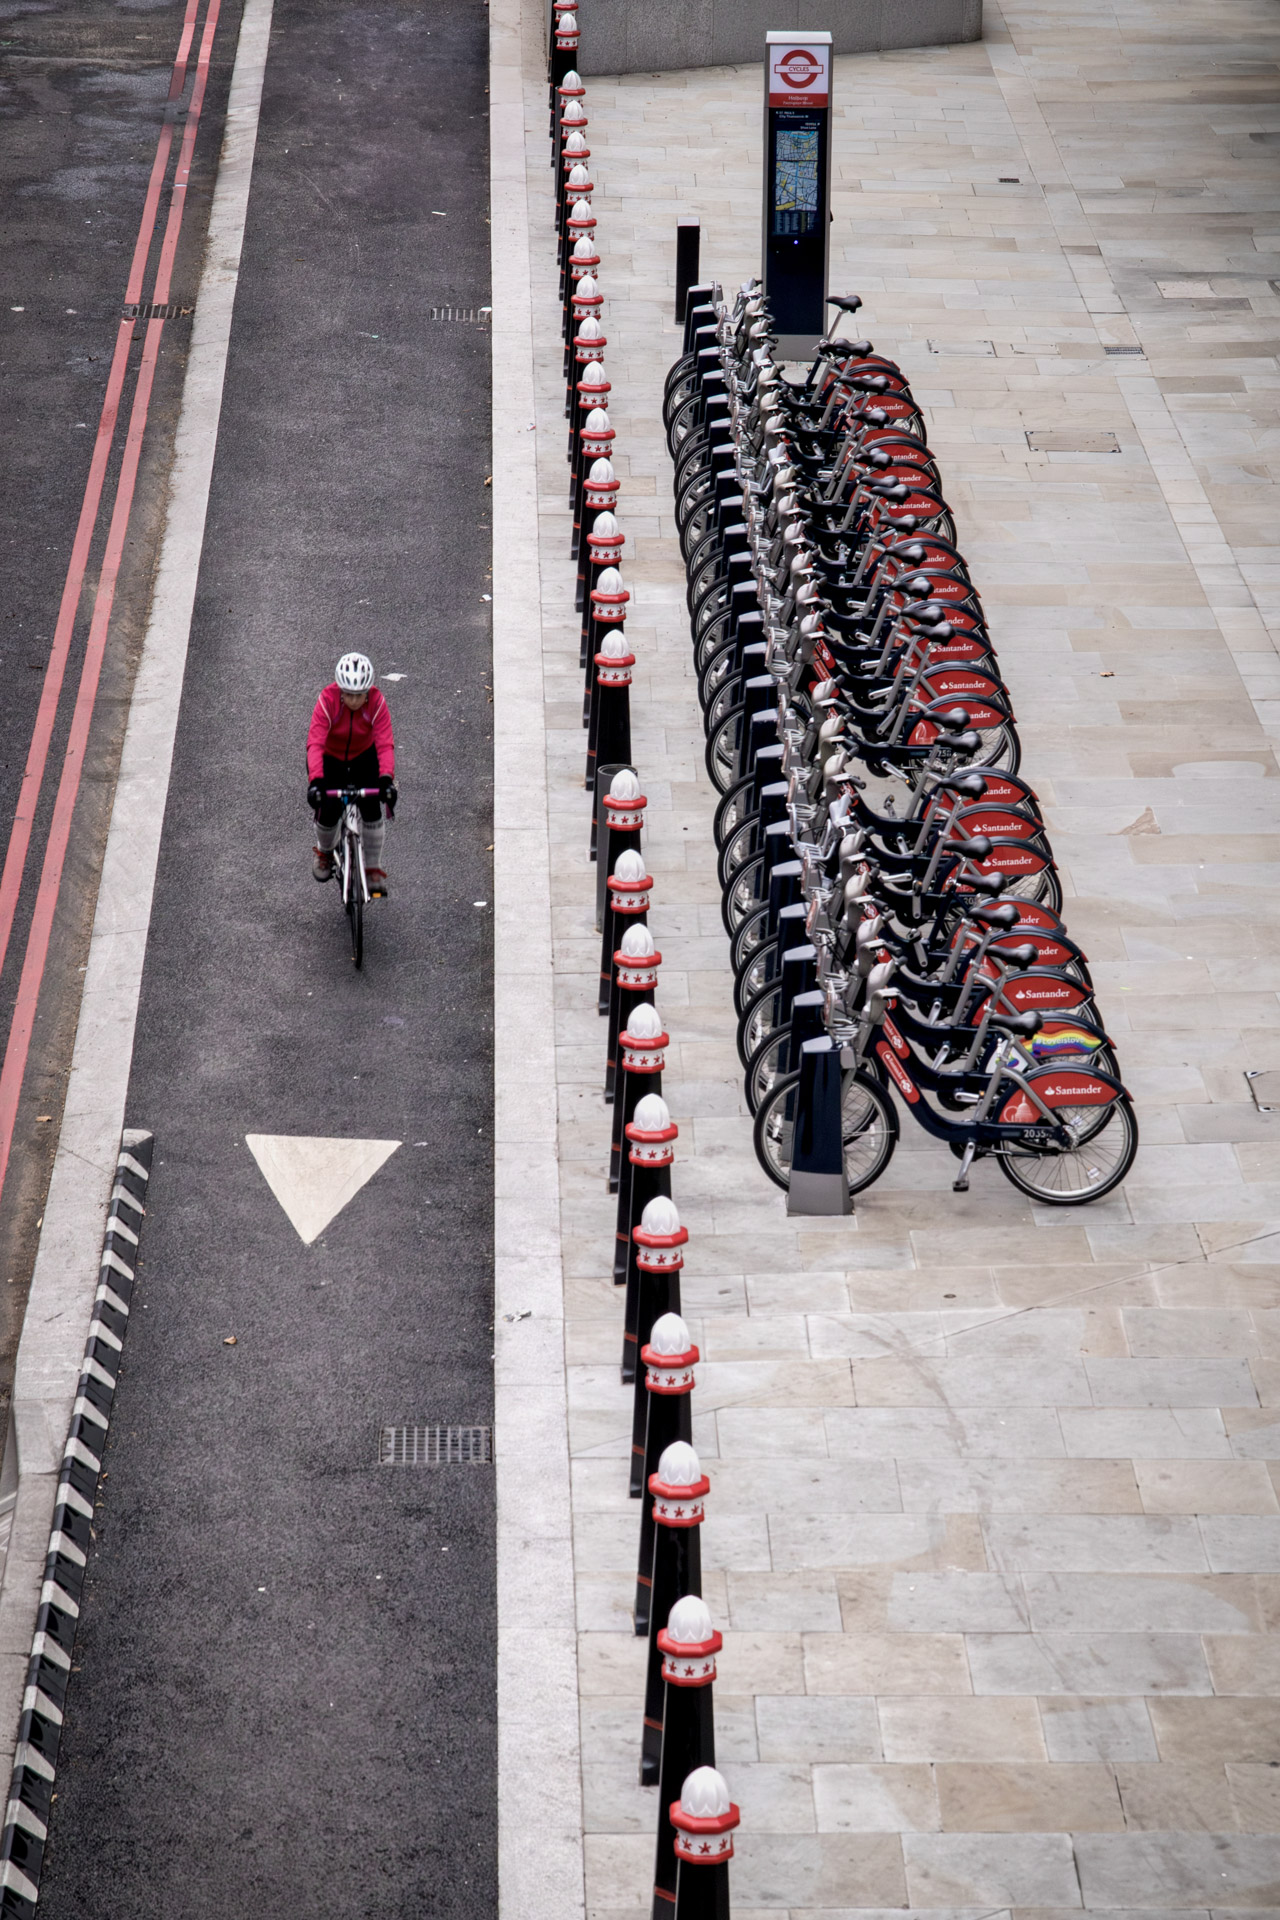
[315,818,340,853]
[363,818,386,868]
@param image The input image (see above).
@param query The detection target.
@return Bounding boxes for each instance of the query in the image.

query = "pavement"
[506,0,1280,1910]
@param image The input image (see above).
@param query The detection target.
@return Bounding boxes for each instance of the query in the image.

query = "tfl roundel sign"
[769,39,830,107]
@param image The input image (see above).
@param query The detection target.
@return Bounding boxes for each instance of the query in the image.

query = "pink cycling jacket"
[307,683,395,780]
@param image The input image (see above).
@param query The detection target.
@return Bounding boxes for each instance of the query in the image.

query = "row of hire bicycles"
[663,281,1138,1207]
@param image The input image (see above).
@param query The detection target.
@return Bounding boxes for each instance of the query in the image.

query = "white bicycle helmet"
[335,651,374,693]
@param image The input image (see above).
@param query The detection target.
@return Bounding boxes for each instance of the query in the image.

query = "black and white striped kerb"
[0,1128,152,1917]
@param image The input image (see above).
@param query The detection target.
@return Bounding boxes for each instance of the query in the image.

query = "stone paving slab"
[513,0,1280,1908]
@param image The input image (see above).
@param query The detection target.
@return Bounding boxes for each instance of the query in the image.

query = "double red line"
[0,0,226,1202]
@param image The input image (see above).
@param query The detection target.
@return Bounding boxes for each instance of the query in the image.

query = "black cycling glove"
[307,779,324,813]
[379,775,398,817]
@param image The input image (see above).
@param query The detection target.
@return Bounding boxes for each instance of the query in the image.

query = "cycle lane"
[35,0,496,1912]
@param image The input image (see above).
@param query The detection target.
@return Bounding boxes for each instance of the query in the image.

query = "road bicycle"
[325,785,380,969]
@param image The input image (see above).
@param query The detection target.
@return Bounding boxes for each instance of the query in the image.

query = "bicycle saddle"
[989,941,1038,972]
[970,901,1020,931]
[989,1010,1042,1037]
[827,294,864,313]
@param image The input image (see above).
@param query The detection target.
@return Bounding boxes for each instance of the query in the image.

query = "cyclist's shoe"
[367,867,389,898]
[312,847,334,883]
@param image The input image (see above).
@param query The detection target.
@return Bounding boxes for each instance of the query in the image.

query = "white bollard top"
[612,849,646,883]
[599,632,630,659]
[561,66,582,87]
[656,1439,701,1487]
[627,1003,664,1041]
[591,509,619,537]
[570,198,593,222]
[565,130,588,155]
[575,271,598,297]
[584,407,610,432]
[649,1311,693,1356]
[632,1092,671,1129]
[568,164,591,189]
[666,1594,714,1644]
[640,1192,680,1232]
[587,454,614,481]
[609,766,640,799]
[680,1766,732,1819]
[572,235,597,259]
[619,923,655,957]
[579,358,606,383]
[578,317,604,342]
[595,566,623,593]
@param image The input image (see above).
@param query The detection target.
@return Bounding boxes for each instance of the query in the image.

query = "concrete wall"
[575,0,982,77]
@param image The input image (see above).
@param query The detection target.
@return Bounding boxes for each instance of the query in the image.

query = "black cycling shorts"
[315,747,382,827]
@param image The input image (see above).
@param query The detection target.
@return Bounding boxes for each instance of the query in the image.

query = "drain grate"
[123,302,194,321]
[1104,345,1144,356]
[379,1424,492,1465]
[429,305,491,324]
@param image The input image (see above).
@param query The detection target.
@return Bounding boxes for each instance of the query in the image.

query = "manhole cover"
[379,1424,492,1465]
[1026,429,1120,454]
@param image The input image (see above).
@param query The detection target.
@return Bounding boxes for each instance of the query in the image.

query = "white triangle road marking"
[245,1135,401,1245]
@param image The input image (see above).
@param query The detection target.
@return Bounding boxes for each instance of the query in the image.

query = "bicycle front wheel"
[753,1066,898,1195]
[999,1089,1138,1204]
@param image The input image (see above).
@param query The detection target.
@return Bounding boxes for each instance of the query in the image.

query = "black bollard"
[652,1598,721,1920]
[671,1768,740,1920]
[600,847,650,1019]
[787,1035,852,1217]
[587,630,634,791]
[641,1441,708,1784]
[610,1003,667,1190]
[626,1197,686,1476]
[606,920,660,1100]
[615,1091,676,1297]
[635,1313,698,1636]
[594,762,643,900]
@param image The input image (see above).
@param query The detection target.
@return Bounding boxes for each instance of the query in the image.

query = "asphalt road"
[35,1,496,1913]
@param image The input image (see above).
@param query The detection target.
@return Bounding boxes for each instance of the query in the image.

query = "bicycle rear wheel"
[753,1066,898,1194]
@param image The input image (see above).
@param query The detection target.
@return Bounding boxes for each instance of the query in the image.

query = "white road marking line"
[244,1134,401,1244]
[0,0,276,1776]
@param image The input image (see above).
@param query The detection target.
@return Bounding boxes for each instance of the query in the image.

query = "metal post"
[787,1034,852,1216]
[675,218,701,326]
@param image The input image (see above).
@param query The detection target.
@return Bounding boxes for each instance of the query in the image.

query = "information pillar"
[762,30,832,362]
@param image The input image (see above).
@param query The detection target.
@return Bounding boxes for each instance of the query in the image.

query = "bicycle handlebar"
[324,787,382,796]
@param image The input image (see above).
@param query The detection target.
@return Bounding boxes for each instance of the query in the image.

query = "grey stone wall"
[575,0,982,77]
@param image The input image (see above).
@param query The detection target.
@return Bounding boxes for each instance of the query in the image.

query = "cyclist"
[306,652,397,897]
